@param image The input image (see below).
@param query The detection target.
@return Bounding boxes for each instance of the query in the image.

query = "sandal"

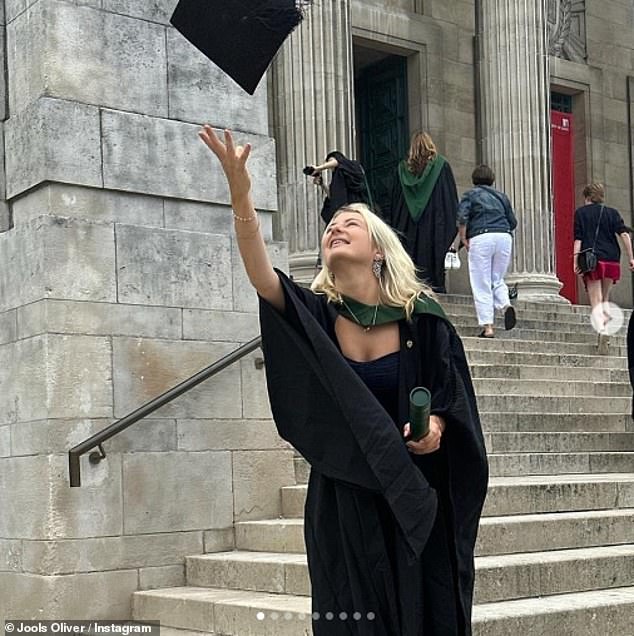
[504,305,517,331]
[478,330,495,338]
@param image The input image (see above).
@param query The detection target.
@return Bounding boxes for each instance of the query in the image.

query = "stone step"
[489,452,633,477]
[236,509,634,558]
[480,412,631,433]
[466,349,627,369]
[471,363,630,383]
[281,474,634,518]
[459,325,626,346]
[472,586,634,636]
[183,544,634,604]
[473,378,631,398]
[477,394,630,414]
[484,432,634,453]
[133,585,634,636]
[461,336,626,356]
[294,446,634,485]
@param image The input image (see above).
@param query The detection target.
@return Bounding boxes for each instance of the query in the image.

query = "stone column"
[271,0,355,282]
[479,0,564,301]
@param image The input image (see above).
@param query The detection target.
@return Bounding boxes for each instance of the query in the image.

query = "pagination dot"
[367,612,376,621]
[256,612,265,621]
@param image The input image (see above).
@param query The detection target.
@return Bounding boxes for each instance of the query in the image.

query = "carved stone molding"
[548,0,587,63]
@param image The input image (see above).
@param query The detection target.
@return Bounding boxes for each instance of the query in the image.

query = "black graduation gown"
[321,151,372,224]
[259,272,489,635]
[627,311,634,420]
[385,163,459,293]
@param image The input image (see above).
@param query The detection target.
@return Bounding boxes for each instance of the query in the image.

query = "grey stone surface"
[0,539,22,572]
[10,418,178,456]
[240,353,273,420]
[8,1,168,116]
[177,419,289,452]
[0,569,138,620]
[122,451,233,534]
[0,454,123,539]
[0,309,16,344]
[102,0,178,23]
[231,240,288,313]
[203,528,235,553]
[167,29,269,134]
[139,565,185,591]
[18,299,182,340]
[112,338,241,419]
[12,184,165,227]
[0,426,9,457]
[232,450,295,522]
[116,224,232,310]
[182,309,259,343]
[0,215,116,312]
[101,111,277,209]
[5,98,102,198]
[163,200,233,235]
[20,532,201,575]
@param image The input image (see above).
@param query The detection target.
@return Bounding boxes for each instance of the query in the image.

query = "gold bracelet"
[233,211,257,223]
[235,217,261,238]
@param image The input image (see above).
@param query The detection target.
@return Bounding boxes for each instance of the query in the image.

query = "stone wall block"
[46,334,113,419]
[122,451,233,534]
[12,184,165,228]
[102,0,178,24]
[182,309,259,343]
[20,532,202,575]
[232,450,295,522]
[9,1,168,115]
[101,110,277,209]
[232,240,288,313]
[177,419,289,452]
[0,454,123,540]
[113,338,242,419]
[11,418,178,456]
[0,337,47,424]
[139,565,185,591]
[0,309,17,345]
[0,540,22,573]
[5,98,102,199]
[0,570,138,620]
[240,353,273,420]
[18,299,182,341]
[203,528,235,553]
[116,224,232,310]
[167,30,269,134]
[0,426,9,457]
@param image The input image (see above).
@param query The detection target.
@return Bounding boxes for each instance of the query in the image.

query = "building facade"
[0,0,633,621]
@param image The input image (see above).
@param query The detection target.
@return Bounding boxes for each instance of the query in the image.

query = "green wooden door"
[356,55,409,215]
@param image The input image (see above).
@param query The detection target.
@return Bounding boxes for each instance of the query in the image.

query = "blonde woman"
[386,131,459,293]
[199,126,488,635]
[574,183,634,332]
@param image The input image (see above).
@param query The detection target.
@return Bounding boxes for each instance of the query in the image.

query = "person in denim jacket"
[458,165,517,338]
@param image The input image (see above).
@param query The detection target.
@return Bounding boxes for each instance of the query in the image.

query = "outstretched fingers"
[199,125,225,159]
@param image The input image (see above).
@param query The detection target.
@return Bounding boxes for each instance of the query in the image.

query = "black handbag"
[577,205,604,274]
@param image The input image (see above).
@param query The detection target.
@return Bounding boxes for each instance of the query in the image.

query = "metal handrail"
[68,335,263,487]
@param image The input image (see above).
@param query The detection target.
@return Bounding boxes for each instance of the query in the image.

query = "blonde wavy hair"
[406,131,437,175]
[311,203,435,318]
[583,183,605,204]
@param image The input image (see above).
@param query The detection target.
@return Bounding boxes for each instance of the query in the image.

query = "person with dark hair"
[385,131,459,293]
[306,151,374,224]
[457,165,517,338]
[574,182,634,335]
[199,126,488,635]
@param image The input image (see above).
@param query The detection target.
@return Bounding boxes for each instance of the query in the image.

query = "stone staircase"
[133,296,634,635]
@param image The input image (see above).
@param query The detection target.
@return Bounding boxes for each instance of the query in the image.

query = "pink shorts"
[583,260,621,284]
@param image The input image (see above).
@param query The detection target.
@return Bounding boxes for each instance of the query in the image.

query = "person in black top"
[573,183,634,331]
[199,126,488,635]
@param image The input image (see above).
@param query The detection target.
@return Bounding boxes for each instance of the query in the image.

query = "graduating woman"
[199,126,488,636]
[386,132,459,293]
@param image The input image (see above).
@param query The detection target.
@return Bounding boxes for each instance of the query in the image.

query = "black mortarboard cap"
[170,0,313,95]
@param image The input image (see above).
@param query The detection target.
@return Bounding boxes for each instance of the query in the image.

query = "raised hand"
[199,126,252,203]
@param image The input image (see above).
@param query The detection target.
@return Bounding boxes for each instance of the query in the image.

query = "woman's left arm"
[618,232,634,271]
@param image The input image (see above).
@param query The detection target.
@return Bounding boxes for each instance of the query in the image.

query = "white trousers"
[468,233,513,326]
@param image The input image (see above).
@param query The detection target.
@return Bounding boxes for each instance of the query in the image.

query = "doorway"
[355,49,410,216]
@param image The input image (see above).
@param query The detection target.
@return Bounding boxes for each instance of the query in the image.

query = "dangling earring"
[372,256,384,279]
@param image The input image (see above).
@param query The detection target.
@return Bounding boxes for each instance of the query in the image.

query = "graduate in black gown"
[199,126,488,635]
[386,132,459,293]
[307,151,374,224]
